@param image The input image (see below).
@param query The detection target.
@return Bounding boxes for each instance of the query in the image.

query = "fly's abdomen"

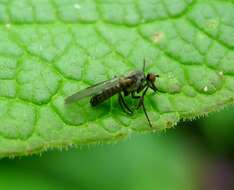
[90,85,121,106]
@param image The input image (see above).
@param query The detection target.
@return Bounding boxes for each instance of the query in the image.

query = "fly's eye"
[146,73,156,82]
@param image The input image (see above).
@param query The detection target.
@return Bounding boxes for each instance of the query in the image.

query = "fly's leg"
[118,92,133,114]
[137,86,149,109]
[123,89,130,97]
[118,92,133,115]
[136,86,152,127]
[132,85,147,107]
[118,95,125,113]
[141,99,152,128]
[131,92,141,99]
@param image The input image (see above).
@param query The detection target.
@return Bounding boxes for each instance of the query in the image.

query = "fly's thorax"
[121,70,146,93]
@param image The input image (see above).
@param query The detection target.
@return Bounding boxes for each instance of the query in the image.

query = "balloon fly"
[65,61,159,127]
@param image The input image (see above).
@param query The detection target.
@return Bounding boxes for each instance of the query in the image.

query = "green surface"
[0,0,234,157]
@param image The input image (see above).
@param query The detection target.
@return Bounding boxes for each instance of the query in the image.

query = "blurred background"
[0,106,234,190]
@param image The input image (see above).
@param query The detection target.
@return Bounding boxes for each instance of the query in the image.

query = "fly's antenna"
[143,59,147,79]
[143,59,146,73]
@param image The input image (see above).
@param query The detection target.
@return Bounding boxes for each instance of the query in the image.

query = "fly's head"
[146,73,159,92]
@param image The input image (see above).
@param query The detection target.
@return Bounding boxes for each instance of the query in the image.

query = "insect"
[65,61,159,127]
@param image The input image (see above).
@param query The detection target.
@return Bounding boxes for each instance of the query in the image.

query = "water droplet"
[5,23,11,28]
[219,71,223,76]
[204,86,208,92]
[39,45,43,51]
[74,3,81,9]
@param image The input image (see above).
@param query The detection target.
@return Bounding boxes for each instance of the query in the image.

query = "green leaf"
[0,0,234,157]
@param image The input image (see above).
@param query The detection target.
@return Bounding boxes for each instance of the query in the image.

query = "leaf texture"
[0,0,234,157]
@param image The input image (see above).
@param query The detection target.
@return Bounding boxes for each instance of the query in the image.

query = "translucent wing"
[65,77,119,104]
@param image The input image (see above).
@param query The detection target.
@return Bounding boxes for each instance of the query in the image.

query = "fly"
[65,61,159,127]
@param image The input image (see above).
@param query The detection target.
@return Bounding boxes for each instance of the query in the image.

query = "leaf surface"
[0,0,234,157]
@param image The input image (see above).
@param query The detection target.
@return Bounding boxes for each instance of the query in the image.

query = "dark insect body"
[65,61,159,127]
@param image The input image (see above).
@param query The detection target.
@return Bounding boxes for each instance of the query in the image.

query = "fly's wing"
[65,77,119,104]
